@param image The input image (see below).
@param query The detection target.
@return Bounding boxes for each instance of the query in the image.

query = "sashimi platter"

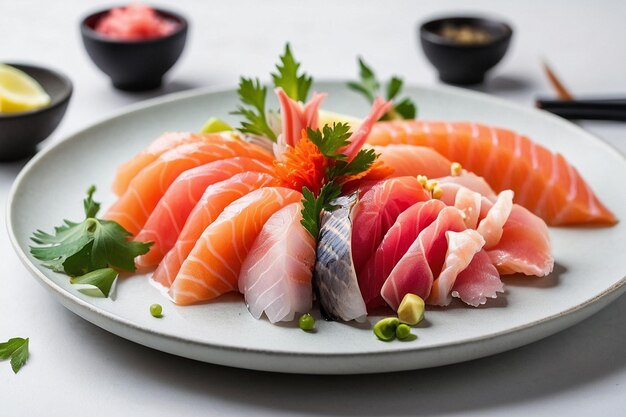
[9,45,626,374]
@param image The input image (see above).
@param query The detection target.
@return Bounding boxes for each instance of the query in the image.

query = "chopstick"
[542,62,575,101]
[536,98,626,121]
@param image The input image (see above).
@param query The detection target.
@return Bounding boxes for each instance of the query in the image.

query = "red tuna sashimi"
[381,207,466,310]
[373,145,453,178]
[359,199,447,309]
[452,249,503,306]
[168,187,301,305]
[351,176,431,274]
[239,203,316,323]
[367,120,616,225]
[487,204,553,276]
[134,157,272,269]
[105,137,273,234]
[152,172,275,287]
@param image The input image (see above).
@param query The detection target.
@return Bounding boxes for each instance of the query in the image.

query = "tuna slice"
[134,157,272,269]
[381,207,466,310]
[452,250,503,306]
[239,203,316,323]
[168,187,301,305]
[314,193,367,322]
[153,172,275,287]
[351,176,431,275]
[359,199,447,310]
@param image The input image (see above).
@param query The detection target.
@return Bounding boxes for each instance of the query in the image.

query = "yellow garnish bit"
[432,185,443,199]
[417,175,428,186]
[451,162,462,176]
[425,179,438,192]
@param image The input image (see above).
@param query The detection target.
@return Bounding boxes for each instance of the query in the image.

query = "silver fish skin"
[314,193,367,322]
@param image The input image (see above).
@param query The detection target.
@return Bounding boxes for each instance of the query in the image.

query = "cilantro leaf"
[0,337,29,374]
[328,148,377,179]
[30,187,152,296]
[272,43,312,102]
[232,77,277,141]
[71,268,118,297]
[306,123,352,159]
[83,185,100,218]
[300,183,342,238]
[347,57,417,120]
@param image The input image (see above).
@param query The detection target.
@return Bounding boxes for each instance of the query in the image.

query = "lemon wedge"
[0,64,51,113]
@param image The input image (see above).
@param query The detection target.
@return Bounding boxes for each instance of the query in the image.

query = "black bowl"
[80,6,188,91]
[419,16,513,85]
[0,64,72,161]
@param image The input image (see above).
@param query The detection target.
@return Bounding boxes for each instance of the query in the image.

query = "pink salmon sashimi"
[152,172,276,288]
[239,203,316,323]
[452,249,503,306]
[368,120,616,225]
[351,176,431,275]
[373,145,453,178]
[134,157,272,269]
[105,137,273,235]
[112,131,228,196]
[359,199,447,310]
[168,187,301,305]
[381,207,466,310]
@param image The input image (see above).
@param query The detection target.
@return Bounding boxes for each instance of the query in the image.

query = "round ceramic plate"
[7,82,626,374]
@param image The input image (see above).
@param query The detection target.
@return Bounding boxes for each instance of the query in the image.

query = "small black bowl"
[0,64,72,161]
[80,6,188,91]
[419,16,513,85]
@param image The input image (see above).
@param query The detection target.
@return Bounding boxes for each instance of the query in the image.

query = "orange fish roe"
[274,131,327,195]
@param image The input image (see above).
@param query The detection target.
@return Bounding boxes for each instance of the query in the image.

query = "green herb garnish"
[347,57,417,120]
[30,186,152,296]
[271,43,312,102]
[0,337,29,374]
[300,183,341,238]
[232,78,277,141]
[306,122,352,159]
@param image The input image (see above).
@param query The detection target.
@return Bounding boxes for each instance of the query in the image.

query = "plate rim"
[6,81,626,366]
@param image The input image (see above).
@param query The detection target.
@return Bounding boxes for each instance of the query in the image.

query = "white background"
[1,1,625,415]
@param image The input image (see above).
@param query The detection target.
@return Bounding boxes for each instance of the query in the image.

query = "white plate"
[7,82,626,374]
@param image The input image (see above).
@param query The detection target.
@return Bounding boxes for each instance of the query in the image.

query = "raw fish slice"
[112,132,206,196]
[373,145,453,178]
[427,229,485,306]
[314,193,367,322]
[239,203,316,323]
[367,120,616,225]
[105,137,273,234]
[488,204,553,276]
[351,176,431,274]
[381,207,466,310]
[452,250,503,306]
[476,190,514,248]
[438,172,497,201]
[153,172,275,287]
[275,88,326,147]
[168,187,301,305]
[134,157,272,269]
[342,98,392,161]
[359,199,447,309]
[454,187,482,229]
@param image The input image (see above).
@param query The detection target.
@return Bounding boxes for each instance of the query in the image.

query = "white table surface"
[1,0,625,415]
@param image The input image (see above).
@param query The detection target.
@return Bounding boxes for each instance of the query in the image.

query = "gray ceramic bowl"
[0,63,72,161]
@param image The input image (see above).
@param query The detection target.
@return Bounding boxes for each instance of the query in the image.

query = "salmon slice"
[359,200,446,310]
[239,203,316,323]
[134,157,272,269]
[373,145,453,178]
[168,187,301,305]
[367,120,616,225]
[105,136,273,235]
[112,132,223,196]
[153,172,276,287]
[351,176,431,276]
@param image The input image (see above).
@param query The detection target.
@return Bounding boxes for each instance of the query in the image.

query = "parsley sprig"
[233,44,313,142]
[300,123,378,238]
[0,337,29,374]
[30,186,152,297]
[347,57,417,120]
